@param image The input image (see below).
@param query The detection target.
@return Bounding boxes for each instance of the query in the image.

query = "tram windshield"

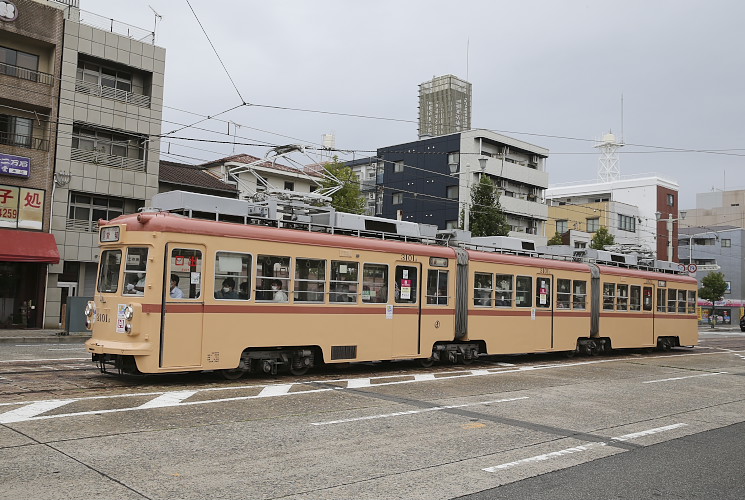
[97,249,122,293]
[123,247,149,296]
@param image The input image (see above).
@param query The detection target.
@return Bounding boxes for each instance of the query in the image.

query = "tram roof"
[106,212,457,258]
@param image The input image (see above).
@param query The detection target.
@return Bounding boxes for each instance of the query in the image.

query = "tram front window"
[97,249,121,293]
[123,247,149,296]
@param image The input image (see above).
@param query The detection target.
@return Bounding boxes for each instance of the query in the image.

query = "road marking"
[0,400,75,424]
[347,378,371,388]
[258,384,293,397]
[483,442,607,471]
[643,372,727,384]
[611,423,687,441]
[310,397,528,426]
[137,391,197,409]
[483,423,687,472]
[413,374,436,382]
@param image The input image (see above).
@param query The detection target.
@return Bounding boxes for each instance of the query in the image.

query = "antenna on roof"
[148,5,163,44]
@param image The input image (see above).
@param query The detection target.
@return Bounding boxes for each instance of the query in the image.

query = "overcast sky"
[82,0,744,208]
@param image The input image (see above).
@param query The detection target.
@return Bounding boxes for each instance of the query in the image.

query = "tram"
[84,194,698,378]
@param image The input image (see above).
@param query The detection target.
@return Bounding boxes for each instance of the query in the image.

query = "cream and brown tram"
[85,211,698,378]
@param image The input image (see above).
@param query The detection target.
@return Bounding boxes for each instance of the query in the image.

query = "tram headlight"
[84,301,96,317]
[124,322,132,334]
[85,317,92,330]
[123,305,134,321]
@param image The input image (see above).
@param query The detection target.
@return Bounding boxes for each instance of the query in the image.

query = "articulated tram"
[85,208,698,378]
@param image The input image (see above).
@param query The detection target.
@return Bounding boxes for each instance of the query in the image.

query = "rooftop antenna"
[148,5,162,44]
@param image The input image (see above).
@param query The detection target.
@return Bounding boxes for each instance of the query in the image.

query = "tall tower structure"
[418,75,472,138]
[594,131,623,182]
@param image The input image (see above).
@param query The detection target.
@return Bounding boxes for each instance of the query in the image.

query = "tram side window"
[573,280,587,309]
[677,290,687,313]
[214,252,251,300]
[123,247,149,296]
[557,279,571,309]
[295,258,325,303]
[97,249,121,293]
[362,263,388,303]
[256,255,290,302]
[330,260,359,303]
[536,277,551,308]
[643,286,653,311]
[474,272,493,306]
[657,289,666,312]
[603,283,615,310]
[667,289,677,313]
[687,290,696,314]
[395,265,418,304]
[426,269,449,305]
[616,284,629,311]
[629,286,641,311]
[515,276,532,308]
[170,248,202,299]
[495,274,513,307]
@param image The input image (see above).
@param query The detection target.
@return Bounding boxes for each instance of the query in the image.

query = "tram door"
[391,263,422,357]
[160,245,205,368]
[534,275,553,351]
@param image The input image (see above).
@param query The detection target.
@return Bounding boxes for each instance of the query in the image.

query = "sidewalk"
[0,328,91,344]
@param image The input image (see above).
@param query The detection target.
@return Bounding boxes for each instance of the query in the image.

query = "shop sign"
[0,1,19,22]
[0,184,44,230]
[0,153,30,178]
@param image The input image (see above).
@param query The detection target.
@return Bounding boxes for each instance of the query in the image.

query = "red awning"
[0,228,60,263]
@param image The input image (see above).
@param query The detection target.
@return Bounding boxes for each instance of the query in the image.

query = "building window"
[556,220,568,233]
[0,114,33,148]
[67,192,124,232]
[393,161,404,173]
[586,217,600,232]
[71,126,144,159]
[618,214,636,232]
[392,192,403,205]
[77,61,132,92]
[446,185,458,199]
[445,220,458,229]
[0,46,39,82]
[284,181,294,191]
[721,239,731,248]
[667,194,674,206]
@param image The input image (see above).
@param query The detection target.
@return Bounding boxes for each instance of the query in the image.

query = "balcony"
[71,148,146,172]
[0,131,49,151]
[0,61,54,86]
[75,79,151,108]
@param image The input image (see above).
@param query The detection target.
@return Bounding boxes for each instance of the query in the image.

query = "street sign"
[696,264,721,271]
[688,264,698,273]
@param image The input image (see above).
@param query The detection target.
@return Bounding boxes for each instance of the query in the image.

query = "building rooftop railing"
[77,9,155,45]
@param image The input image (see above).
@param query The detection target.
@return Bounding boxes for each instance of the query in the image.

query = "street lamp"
[655,210,687,261]
[449,157,488,232]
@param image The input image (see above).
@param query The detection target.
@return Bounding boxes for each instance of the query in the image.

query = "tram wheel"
[289,364,309,376]
[220,367,247,380]
[461,354,474,365]
[417,357,434,368]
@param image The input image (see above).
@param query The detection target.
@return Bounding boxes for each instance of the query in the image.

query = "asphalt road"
[0,332,743,499]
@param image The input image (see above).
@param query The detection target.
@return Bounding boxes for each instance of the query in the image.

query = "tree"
[465,175,510,237]
[699,271,728,327]
[547,232,564,245]
[319,158,365,214]
[590,226,615,250]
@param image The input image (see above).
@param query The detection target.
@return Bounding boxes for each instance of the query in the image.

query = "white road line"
[643,372,727,384]
[483,423,687,472]
[347,378,371,388]
[611,423,688,441]
[483,442,607,472]
[137,391,197,409]
[0,400,75,424]
[311,397,528,426]
[258,384,294,397]
[413,374,436,382]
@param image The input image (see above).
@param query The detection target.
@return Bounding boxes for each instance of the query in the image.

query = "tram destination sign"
[0,153,30,178]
